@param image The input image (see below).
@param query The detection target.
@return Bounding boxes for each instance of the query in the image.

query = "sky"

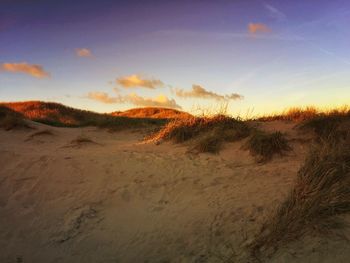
[0,0,350,116]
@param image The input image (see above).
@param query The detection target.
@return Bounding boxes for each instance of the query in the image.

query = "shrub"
[245,131,291,162]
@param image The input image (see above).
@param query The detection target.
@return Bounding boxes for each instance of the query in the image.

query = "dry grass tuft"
[250,133,350,259]
[245,131,291,163]
[146,115,251,152]
[148,115,250,143]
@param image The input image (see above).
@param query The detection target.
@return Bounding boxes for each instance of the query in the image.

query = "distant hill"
[111,107,192,119]
[0,101,105,126]
[0,101,191,128]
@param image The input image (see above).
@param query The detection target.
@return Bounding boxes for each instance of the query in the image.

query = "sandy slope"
[0,121,349,262]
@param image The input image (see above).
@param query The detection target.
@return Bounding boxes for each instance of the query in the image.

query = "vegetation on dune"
[111,107,192,119]
[190,130,224,154]
[1,101,167,130]
[299,109,350,139]
[147,114,251,146]
[0,106,31,131]
[249,128,350,259]
[247,110,350,260]
[258,107,319,122]
[258,106,350,124]
[245,131,291,163]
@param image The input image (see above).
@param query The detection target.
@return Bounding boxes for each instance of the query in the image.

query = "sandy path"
[0,122,348,262]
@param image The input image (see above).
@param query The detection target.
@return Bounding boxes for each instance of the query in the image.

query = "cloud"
[87,91,181,109]
[173,85,243,101]
[263,3,287,21]
[76,48,92,57]
[248,23,271,34]
[126,93,181,109]
[116,74,164,89]
[87,92,123,104]
[1,62,50,78]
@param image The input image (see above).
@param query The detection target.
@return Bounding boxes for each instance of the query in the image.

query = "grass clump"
[299,110,350,139]
[190,130,224,154]
[148,115,250,143]
[250,134,350,259]
[245,131,291,162]
[147,115,251,153]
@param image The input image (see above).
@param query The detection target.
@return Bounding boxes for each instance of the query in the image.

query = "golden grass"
[246,107,350,258]
[258,106,350,122]
[249,131,350,259]
[111,107,192,119]
[146,115,251,151]
[244,131,291,163]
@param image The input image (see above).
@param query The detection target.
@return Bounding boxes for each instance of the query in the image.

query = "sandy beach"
[1,120,348,262]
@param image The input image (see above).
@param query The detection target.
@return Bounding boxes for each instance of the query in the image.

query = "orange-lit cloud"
[174,85,243,101]
[1,62,50,78]
[116,74,164,89]
[88,91,181,109]
[87,92,123,104]
[126,93,181,109]
[76,48,92,57]
[248,23,271,34]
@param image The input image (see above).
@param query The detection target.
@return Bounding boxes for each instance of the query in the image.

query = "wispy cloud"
[248,23,272,34]
[87,91,181,109]
[1,62,50,78]
[116,74,165,89]
[76,48,93,57]
[263,3,287,21]
[155,29,303,41]
[173,85,243,101]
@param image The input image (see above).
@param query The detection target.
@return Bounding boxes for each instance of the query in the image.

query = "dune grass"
[0,106,31,131]
[147,114,251,153]
[257,107,319,122]
[190,130,224,154]
[245,131,291,163]
[111,107,192,119]
[299,111,350,139]
[249,131,350,259]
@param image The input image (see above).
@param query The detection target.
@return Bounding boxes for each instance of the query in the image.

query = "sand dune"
[0,121,349,262]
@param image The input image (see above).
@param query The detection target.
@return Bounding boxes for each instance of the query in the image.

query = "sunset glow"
[1,0,349,115]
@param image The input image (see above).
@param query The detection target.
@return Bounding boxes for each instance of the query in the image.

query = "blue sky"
[0,0,349,115]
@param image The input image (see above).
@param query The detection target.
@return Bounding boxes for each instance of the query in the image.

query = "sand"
[0,121,349,262]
